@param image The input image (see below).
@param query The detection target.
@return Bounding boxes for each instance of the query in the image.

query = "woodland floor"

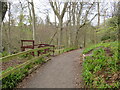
[17,49,84,88]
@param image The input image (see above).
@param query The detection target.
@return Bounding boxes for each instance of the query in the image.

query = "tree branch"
[84,2,95,22]
[49,2,60,19]
[61,2,68,19]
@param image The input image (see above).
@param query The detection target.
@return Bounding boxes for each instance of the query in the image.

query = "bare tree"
[8,3,11,54]
[75,2,96,47]
[0,1,7,53]
[97,2,100,27]
[68,3,71,47]
[27,0,32,29]
[74,2,84,47]
[30,0,36,41]
[104,9,106,26]
[0,2,2,53]
[49,1,68,51]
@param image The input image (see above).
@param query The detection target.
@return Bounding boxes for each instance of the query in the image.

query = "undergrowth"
[1,57,45,89]
[55,47,77,55]
[1,47,77,89]
[82,41,120,88]
[63,47,77,52]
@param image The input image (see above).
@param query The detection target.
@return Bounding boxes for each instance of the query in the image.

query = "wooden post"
[53,46,55,56]
[21,40,35,56]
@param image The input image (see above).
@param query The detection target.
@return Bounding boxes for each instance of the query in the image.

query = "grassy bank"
[82,41,120,88]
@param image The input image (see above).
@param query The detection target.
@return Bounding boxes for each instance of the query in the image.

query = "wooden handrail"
[0,53,50,80]
[21,40,34,42]
[1,47,52,62]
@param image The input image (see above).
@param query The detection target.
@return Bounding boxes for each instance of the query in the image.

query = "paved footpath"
[17,49,84,88]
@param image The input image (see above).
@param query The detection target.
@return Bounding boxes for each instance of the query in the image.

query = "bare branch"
[77,2,83,25]
[61,2,68,19]
[84,2,95,22]
[49,2,60,19]
[79,13,97,30]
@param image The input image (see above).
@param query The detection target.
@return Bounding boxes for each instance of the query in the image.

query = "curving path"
[17,49,84,88]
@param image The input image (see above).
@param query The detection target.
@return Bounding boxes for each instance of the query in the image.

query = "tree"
[8,3,11,54]
[74,2,97,47]
[29,0,36,41]
[27,0,32,29]
[97,2,100,27]
[45,14,50,25]
[0,1,7,53]
[49,1,68,52]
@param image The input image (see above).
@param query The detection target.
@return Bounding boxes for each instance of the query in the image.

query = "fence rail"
[1,47,54,62]
[0,53,50,80]
[0,44,70,80]
[0,45,55,80]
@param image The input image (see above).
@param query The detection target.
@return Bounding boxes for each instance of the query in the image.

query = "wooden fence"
[0,46,54,80]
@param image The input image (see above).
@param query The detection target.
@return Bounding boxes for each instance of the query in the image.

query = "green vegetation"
[63,47,77,52]
[82,41,120,88]
[55,47,77,55]
[1,57,45,89]
[82,15,119,88]
[1,46,76,89]
[1,68,28,88]
[1,1,119,89]
[0,46,53,89]
[1,47,51,62]
[1,51,9,57]
[98,16,118,42]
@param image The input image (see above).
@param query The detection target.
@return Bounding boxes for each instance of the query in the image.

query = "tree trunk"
[97,2,100,27]
[65,8,69,48]
[96,2,100,44]
[0,23,2,54]
[27,1,32,30]
[0,2,2,53]
[49,2,68,53]
[0,2,7,54]
[58,17,63,53]
[8,3,11,54]
[31,0,36,41]
[69,3,72,47]
[74,2,83,47]
[83,28,86,47]
[104,10,106,26]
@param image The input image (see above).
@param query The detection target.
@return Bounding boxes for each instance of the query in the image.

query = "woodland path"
[17,49,84,88]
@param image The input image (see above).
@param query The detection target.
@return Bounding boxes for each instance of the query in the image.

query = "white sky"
[3,0,119,26]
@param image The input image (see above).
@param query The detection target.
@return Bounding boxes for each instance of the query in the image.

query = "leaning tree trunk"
[0,1,7,53]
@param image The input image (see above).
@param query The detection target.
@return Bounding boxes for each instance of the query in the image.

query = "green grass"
[55,47,77,55]
[1,51,9,57]
[82,41,120,88]
[1,47,77,89]
[1,57,46,89]
[63,47,77,52]
[83,41,118,54]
